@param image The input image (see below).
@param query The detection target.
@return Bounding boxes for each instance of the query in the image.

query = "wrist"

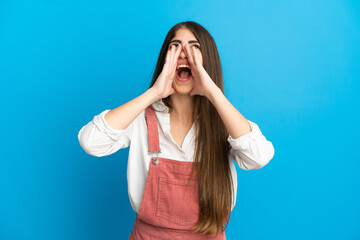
[207,83,222,102]
[147,87,161,101]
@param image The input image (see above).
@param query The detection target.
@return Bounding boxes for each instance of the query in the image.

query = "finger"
[170,44,181,70]
[174,44,182,62]
[189,89,197,96]
[170,44,177,64]
[192,46,201,65]
[165,45,174,67]
[171,83,176,94]
[167,45,176,68]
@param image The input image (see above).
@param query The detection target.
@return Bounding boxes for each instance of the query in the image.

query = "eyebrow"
[170,40,199,44]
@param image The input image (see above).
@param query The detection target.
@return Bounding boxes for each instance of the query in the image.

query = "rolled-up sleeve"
[228,120,275,170]
[78,109,135,157]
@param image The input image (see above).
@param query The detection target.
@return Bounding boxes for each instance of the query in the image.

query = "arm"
[182,43,274,169]
[78,88,160,157]
[208,86,274,169]
[105,44,183,130]
[104,88,160,130]
[78,44,183,156]
[207,85,251,139]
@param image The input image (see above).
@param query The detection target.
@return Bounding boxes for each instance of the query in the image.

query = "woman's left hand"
[183,43,219,98]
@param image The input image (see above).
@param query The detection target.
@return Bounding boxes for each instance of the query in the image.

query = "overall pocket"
[155,176,200,226]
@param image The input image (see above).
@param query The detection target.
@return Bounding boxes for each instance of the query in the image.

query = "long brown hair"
[149,21,233,236]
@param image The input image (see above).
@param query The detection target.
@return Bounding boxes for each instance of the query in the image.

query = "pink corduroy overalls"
[128,106,226,240]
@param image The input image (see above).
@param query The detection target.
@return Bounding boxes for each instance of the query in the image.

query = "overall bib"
[128,106,226,240]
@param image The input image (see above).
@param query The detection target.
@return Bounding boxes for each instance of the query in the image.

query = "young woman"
[78,21,275,239]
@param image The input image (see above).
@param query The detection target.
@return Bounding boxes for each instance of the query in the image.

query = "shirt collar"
[151,98,170,113]
[151,98,200,120]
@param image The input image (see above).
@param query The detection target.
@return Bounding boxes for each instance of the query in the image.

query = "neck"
[168,93,195,124]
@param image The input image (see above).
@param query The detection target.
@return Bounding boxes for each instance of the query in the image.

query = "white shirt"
[78,98,275,213]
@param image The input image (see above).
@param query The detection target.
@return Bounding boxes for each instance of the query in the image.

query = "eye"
[169,43,179,49]
[192,44,200,50]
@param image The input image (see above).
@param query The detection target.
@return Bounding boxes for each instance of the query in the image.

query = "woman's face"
[169,27,203,95]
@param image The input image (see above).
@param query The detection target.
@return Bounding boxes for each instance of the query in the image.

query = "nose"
[179,44,186,59]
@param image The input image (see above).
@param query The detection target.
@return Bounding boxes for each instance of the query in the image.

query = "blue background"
[1,0,359,239]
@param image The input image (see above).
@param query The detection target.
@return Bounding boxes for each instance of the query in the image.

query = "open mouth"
[176,64,192,82]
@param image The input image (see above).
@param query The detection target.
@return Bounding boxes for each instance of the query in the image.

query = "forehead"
[171,28,198,41]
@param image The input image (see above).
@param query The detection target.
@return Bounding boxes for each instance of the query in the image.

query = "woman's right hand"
[151,44,182,99]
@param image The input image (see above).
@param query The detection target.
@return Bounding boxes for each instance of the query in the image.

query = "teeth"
[176,64,190,70]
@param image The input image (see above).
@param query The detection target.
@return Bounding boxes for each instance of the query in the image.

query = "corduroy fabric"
[145,106,161,153]
[129,106,226,240]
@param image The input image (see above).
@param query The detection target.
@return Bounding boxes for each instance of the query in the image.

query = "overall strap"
[145,106,161,153]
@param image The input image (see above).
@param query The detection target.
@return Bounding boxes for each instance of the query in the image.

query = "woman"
[78,21,275,239]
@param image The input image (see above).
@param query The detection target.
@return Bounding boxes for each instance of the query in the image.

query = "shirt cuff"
[227,120,263,150]
[93,109,127,141]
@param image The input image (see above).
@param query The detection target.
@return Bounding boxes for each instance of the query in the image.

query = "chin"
[173,82,194,95]
[173,88,192,95]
